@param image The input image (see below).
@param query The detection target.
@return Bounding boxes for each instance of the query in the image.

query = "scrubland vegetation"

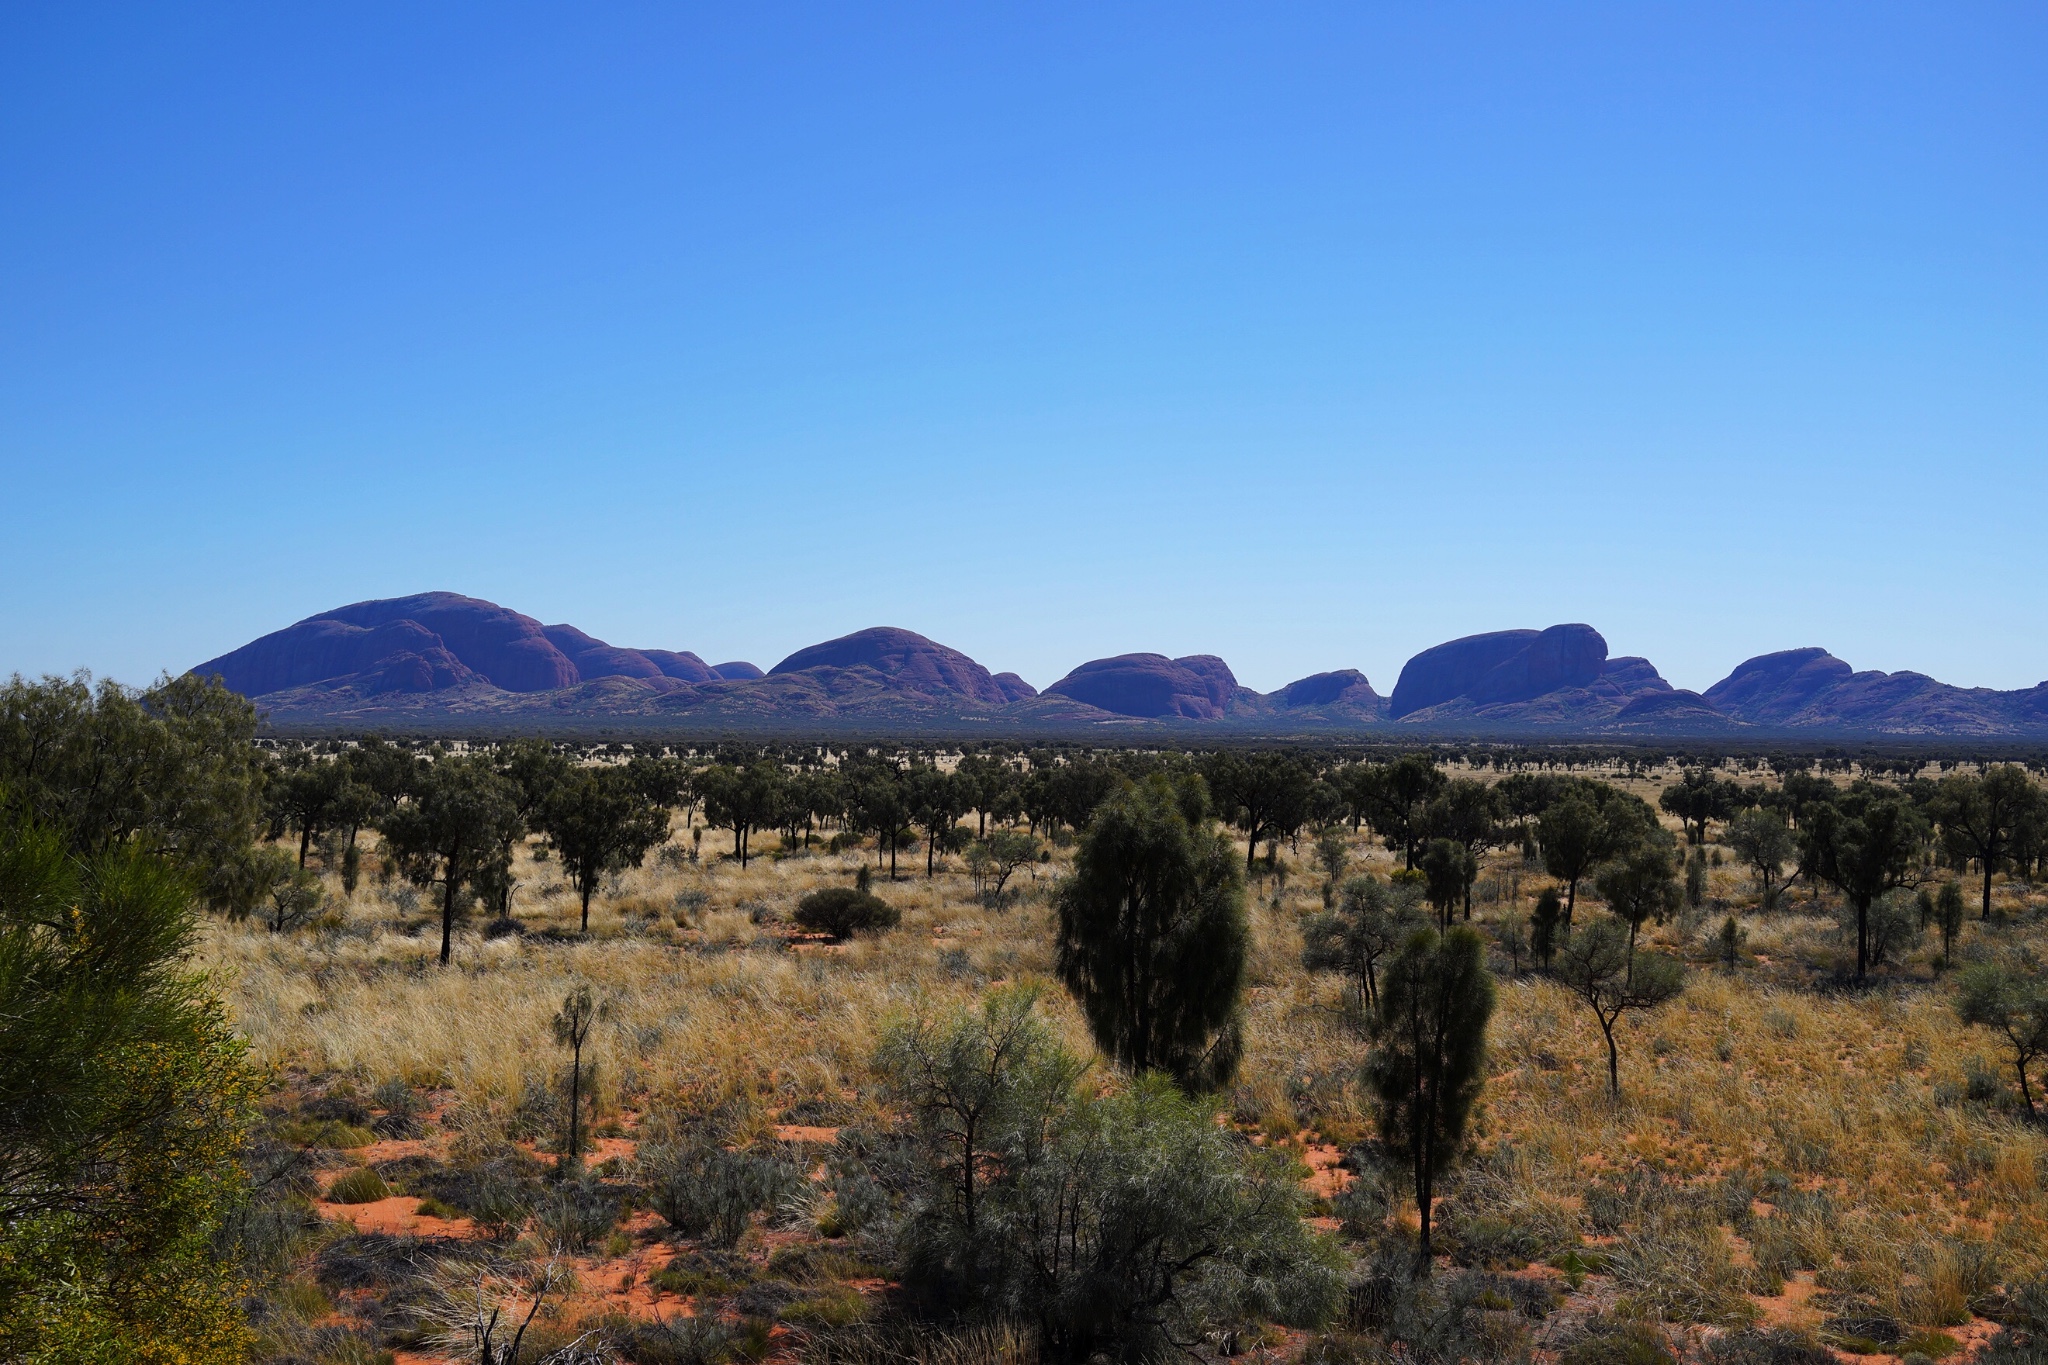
[5,672,2048,1365]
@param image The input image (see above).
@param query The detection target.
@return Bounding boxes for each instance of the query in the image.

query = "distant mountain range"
[189,592,2048,738]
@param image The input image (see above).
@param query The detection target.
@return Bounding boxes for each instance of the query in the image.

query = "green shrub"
[794,888,899,941]
[326,1168,391,1204]
[1562,1318,1675,1365]
[1705,1328,1838,1365]
[780,1285,868,1328]
[279,1118,378,1149]
[535,1178,623,1251]
[640,1144,801,1246]
[618,1314,736,1365]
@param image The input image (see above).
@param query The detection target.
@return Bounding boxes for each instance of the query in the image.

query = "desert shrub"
[1331,1164,1394,1240]
[618,1313,737,1365]
[896,1057,1344,1361]
[535,1177,624,1251]
[799,1322,1035,1365]
[327,1167,392,1204]
[795,887,900,941]
[1561,1316,1675,1365]
[641,1143,802,1246]
[402,1142,546,1238]
[371,1076,427,1138]
[1704,1329,1836,1365]
[278,1117,378,1149]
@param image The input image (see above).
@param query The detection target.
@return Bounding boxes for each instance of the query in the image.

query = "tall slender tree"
[1054,774,1248,1092]
[1364,926,1495,1277]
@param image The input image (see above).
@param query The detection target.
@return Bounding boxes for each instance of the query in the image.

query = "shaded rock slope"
[189,594,2048,736]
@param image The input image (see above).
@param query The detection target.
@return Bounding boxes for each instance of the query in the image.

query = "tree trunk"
[565,1044,581,1172]
[440,868,457,966]
[298,823,311,868]
[580,881,593,933]
[1856,898,1869,982]
[1983,859,1995,921]
[1602,1016,1620,1096]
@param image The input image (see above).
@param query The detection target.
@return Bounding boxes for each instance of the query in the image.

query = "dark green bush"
[616,1314,736,1365]
[794,887,899,941]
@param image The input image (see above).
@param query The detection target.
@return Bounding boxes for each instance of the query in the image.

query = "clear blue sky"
[3,3,2043,696]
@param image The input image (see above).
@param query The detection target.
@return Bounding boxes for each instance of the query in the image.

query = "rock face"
[191,593,2048,735]
[769,627,1015,706]
[1042,653,1248,720]
[195,593,724,698]
[1703,648,2048,734]
[1390,625,1608,718]
[1272,669,1384,712]
[991,672,1039,703]
[1702,649,1855,725]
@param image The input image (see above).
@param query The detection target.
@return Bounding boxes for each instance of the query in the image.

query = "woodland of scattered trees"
[5,671,2048,1362]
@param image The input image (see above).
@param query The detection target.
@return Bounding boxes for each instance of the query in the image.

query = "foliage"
[377,753,523,965]
[1953,961,2048,1120]
[1302,873,1425,1011]
[964,830,1040,908]
[0,671,265,915]
[1725,808,1795,910]
[538,766,670,931]
[1364,926,1496,1276]
[1595,835,1683,958]
[796,887,901,941]
[640,1142,801,1247]
[0,819,261,1363]
[1554,917,1686,1097]
[881,991,1342,1362]
[1804,788,1927,981]
[1202,750,1319,871]
[1053,773,1248,1092]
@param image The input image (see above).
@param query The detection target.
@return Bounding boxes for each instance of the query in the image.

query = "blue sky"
[3,3,2043,696]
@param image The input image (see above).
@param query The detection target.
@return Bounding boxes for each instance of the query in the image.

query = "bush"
[1562,1317,1675,1365]
[535,1178,624,1251]
[794,888,899,941]
[327,1168,391,1204]
[618,1314,736,1365]
[641,1144,802,1246]
[1705,1329,1837,1365]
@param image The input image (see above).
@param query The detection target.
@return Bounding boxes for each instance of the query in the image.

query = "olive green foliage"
[1953,962,2048,1119]
[964,829,1040,908]
[1365,926,1497,1276]
[1802,787,1926,981]
[1595,835,1683,958]
[1419,838,1477,928]
[0,672,265,915]
[796,886,901,941]
[377,753,523,965]
[539,765,671,931]
[325,1168,390,1204]
[1725,808,1795,911]
[1054,773,1248,1092]
[0,820,260,1363]
[881,990,1342,1362]
[1554,917,1686,1097]
[1302,873,1425,1011]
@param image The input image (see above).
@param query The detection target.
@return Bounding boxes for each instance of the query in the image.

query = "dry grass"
[204,778,2048,1351]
